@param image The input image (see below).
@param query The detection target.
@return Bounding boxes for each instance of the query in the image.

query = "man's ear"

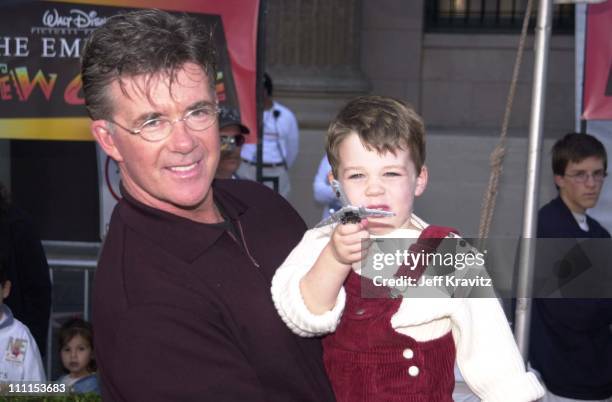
[414,165,428,197]
[91,120,123,162]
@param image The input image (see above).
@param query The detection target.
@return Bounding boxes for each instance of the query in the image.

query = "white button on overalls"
[402,348,414,359]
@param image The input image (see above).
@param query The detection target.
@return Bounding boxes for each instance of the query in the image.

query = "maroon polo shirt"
[93,179,335,402]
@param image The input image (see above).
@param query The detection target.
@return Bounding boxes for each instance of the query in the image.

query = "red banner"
[582,0,612,120]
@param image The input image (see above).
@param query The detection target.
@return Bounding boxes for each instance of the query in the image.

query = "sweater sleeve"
[452,297,544,402]
[271,227,346,337]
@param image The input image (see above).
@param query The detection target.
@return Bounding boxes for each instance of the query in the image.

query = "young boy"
[530,133,612,401]
[0,258,46,383]
[271,96,544,402]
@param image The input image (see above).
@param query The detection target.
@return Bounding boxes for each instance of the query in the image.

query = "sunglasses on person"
[220,134,246,151]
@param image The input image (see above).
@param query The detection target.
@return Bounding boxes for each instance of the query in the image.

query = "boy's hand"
[328,219,371,266]
[300,219,371,314]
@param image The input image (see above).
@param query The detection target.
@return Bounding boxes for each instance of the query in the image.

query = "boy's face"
[336,133,427,235]
[554,156,606,214]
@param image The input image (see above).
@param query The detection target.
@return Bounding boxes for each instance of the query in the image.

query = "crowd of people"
[0,8,610,402]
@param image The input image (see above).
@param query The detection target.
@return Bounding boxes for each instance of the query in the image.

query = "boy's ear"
[91,120,123,163]
[2,280,11,300]
[414,165,428,197]
[553,174,565,189]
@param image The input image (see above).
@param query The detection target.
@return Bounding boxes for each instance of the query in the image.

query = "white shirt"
[571,211,590,232]
[0,305,46,382]
[241,101,299,167]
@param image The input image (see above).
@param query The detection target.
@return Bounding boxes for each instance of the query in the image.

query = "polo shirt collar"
[117,181,249,263]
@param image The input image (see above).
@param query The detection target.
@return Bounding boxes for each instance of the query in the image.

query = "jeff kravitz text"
[372,275,493,288]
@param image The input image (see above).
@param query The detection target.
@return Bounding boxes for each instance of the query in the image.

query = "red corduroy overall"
[323,226,458,402]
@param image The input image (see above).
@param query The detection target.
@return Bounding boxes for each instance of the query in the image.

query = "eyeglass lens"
[567,171,607,182]
[139,106,219,141]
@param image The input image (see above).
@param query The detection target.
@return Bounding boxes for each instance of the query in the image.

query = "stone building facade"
[267,0,572,235]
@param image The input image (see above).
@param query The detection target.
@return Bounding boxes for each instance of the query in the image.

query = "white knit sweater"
[271,214,544,402]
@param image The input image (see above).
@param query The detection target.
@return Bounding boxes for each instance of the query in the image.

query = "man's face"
[555,156,606,214]
[216,124,244,179]
[92,62,220,219]
[336,133,427,235]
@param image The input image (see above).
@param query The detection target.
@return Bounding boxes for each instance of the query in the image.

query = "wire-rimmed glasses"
[109,103,220,142]
[564,170,608,183]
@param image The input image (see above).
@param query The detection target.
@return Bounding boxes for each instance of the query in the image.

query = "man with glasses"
[216,106,249,180]
[83,9,335,402]
[530,133,612,402]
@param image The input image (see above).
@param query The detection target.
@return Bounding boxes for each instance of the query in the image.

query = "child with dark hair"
[551,132,607,178]
[0,258,45,382]
[530,132,611,402]
[57,318,99,394]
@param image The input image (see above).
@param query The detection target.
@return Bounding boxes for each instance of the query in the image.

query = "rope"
[478,0,535,244]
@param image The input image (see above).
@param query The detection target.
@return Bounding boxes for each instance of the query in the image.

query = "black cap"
[219,106,249,134]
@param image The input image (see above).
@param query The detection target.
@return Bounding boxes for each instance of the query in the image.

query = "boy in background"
[530,133,612,402]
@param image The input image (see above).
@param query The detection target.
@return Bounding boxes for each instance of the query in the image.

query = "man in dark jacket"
[82,9,335,402]
[530,133,612,401]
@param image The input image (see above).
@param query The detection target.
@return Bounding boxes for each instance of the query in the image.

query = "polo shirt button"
[408,366,420,377]
[402,348,414,359]
[354,308,366,316]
